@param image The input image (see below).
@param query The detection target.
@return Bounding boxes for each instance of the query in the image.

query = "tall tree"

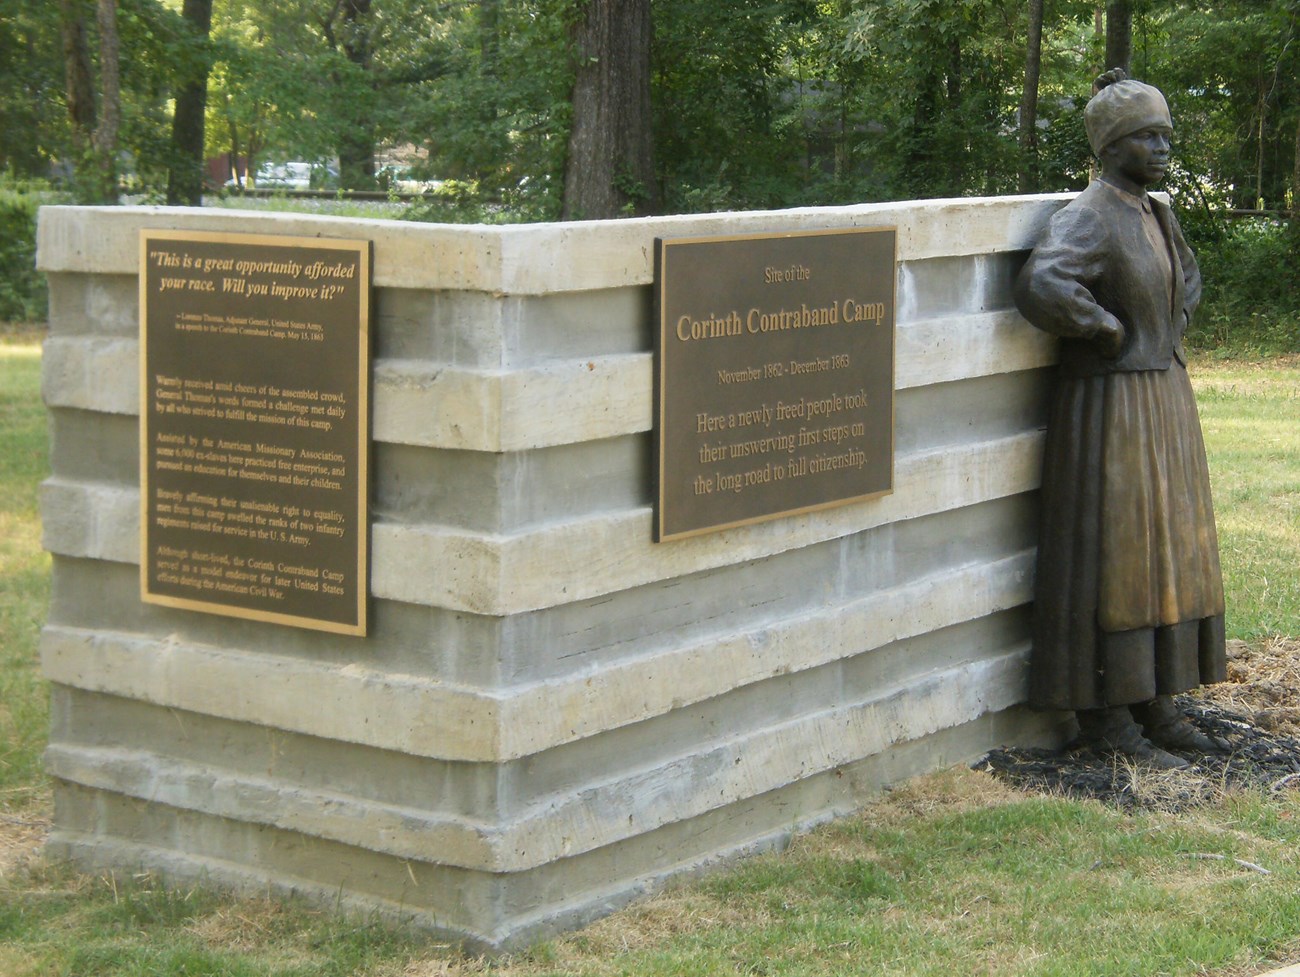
[0,4,64,176]
[1105,1,1132,72]
[60,0,98,144]
[1019,0,1046,191]
[841,0,1026,200]
[167,0,214,205]
[320,0,378,190]
[1153,0,1300,211]
[59,0,120,203]
[562,0,658,219]
[652,0,803,212]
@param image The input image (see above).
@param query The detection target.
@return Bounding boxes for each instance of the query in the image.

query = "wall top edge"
[36,194,1074,295]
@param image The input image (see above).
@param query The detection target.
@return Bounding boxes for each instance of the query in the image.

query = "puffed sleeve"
[1014,203,1125,349]
[1168,207,1201,332]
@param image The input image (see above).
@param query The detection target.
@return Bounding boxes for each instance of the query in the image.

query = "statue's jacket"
[1016,180,1200,376]
[1013,180,1225,711]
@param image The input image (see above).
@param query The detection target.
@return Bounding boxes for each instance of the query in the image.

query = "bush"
[1186,216,1300,356]
[0,182,49,322]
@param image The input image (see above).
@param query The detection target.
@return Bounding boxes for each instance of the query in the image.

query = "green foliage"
[6,0,1300,330]
[1187,218,1300,356]
[5,0,1296,228]
[651,0,809,212]
[397,0,571,215]
[1150,1,1300,212]
[839,0,1026,200]
[0,183,53,323]
[0,4,67,178]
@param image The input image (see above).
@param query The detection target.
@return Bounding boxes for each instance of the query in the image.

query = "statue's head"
[1084,70,1172,157]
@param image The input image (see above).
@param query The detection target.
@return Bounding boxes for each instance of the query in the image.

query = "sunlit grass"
[1191,354,1300,641]
[514,769,1300,977]
[0,331,48,812]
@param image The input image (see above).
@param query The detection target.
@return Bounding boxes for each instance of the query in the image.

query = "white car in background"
[253,161,311,189]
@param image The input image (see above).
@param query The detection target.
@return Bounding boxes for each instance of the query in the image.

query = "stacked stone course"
[39,196,1070,950]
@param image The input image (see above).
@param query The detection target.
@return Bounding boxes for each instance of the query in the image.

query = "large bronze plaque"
[140,230,371,634]
[655,227,896,541]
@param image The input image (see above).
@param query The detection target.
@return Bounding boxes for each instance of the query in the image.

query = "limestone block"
[46,273,138,337]
[45,643,1027,875]
[41,546,1032,769]
[373,430,1042,614]
[37,194,1071,949]
[40,311,1051,454]
[42,336,138,415]
[38,196,1073,295]
[40,427,1042,613]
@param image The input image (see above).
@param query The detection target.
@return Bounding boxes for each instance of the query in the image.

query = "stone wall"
[37,195,1072,951]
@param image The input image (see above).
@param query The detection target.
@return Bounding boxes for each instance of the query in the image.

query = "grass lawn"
[1,332,1298,977]
[1191,355,1300,642]
[0,323,48,817]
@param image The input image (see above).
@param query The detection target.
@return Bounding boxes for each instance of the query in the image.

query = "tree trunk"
[338,125,376,190]
[1105,1,1132,74]
[224,90,243,188]
[562,0,658,220]
[1256,80,1267,209]
[907,53,943,195]
[1290,116,1300,247]
[1019,0,1045,192]
[479,0,499,73]
[60,0,97,139]
[327,0,377,190]
[945,34,962,107]
[167,0,214,205]
[59,0,119,202]
[93,0,120,203]
[1294,115,1299,217]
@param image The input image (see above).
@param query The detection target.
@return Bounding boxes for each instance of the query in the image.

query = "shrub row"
[1185,215,1300,356]
[0,184,49,323]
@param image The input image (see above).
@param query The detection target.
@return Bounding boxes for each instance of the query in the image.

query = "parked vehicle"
[253,161,312,189]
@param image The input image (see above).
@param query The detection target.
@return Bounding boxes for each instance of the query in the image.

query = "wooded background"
[3,0,1298,219]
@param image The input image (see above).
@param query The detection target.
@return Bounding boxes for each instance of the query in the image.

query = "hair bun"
[1093,67,1130,94]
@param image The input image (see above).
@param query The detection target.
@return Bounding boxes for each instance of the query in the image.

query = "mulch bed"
[978,638,1300,812]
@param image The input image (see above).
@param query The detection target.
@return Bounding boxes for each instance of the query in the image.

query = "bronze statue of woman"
[1014,69,1227,767]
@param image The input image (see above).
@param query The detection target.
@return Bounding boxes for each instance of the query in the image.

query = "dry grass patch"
[183,897,312,953]
[1198,638,1300,736]
[399,959,496,977]
[0,805,48,882]
[572,889,780,953]
[866,762,1027,819]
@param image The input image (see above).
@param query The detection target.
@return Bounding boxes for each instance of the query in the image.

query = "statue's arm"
[1169,208,1202,331]
[1014,206,1126,357]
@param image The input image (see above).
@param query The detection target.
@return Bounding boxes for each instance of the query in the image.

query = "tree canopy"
[2,0,1296,219]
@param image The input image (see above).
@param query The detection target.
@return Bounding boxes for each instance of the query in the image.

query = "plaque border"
[653,225,897,543]
[138,228,372,635]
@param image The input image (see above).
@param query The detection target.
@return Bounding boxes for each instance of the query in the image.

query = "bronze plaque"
[654,227,896,541]
[140,230,371,634]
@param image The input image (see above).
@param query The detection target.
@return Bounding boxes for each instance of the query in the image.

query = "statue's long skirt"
[1029,363,1226,711]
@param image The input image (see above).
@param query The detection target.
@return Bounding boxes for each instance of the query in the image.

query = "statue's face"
[1105,126,1173,187]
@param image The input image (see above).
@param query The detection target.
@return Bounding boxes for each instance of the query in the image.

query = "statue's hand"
[1097,319,1126,358]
